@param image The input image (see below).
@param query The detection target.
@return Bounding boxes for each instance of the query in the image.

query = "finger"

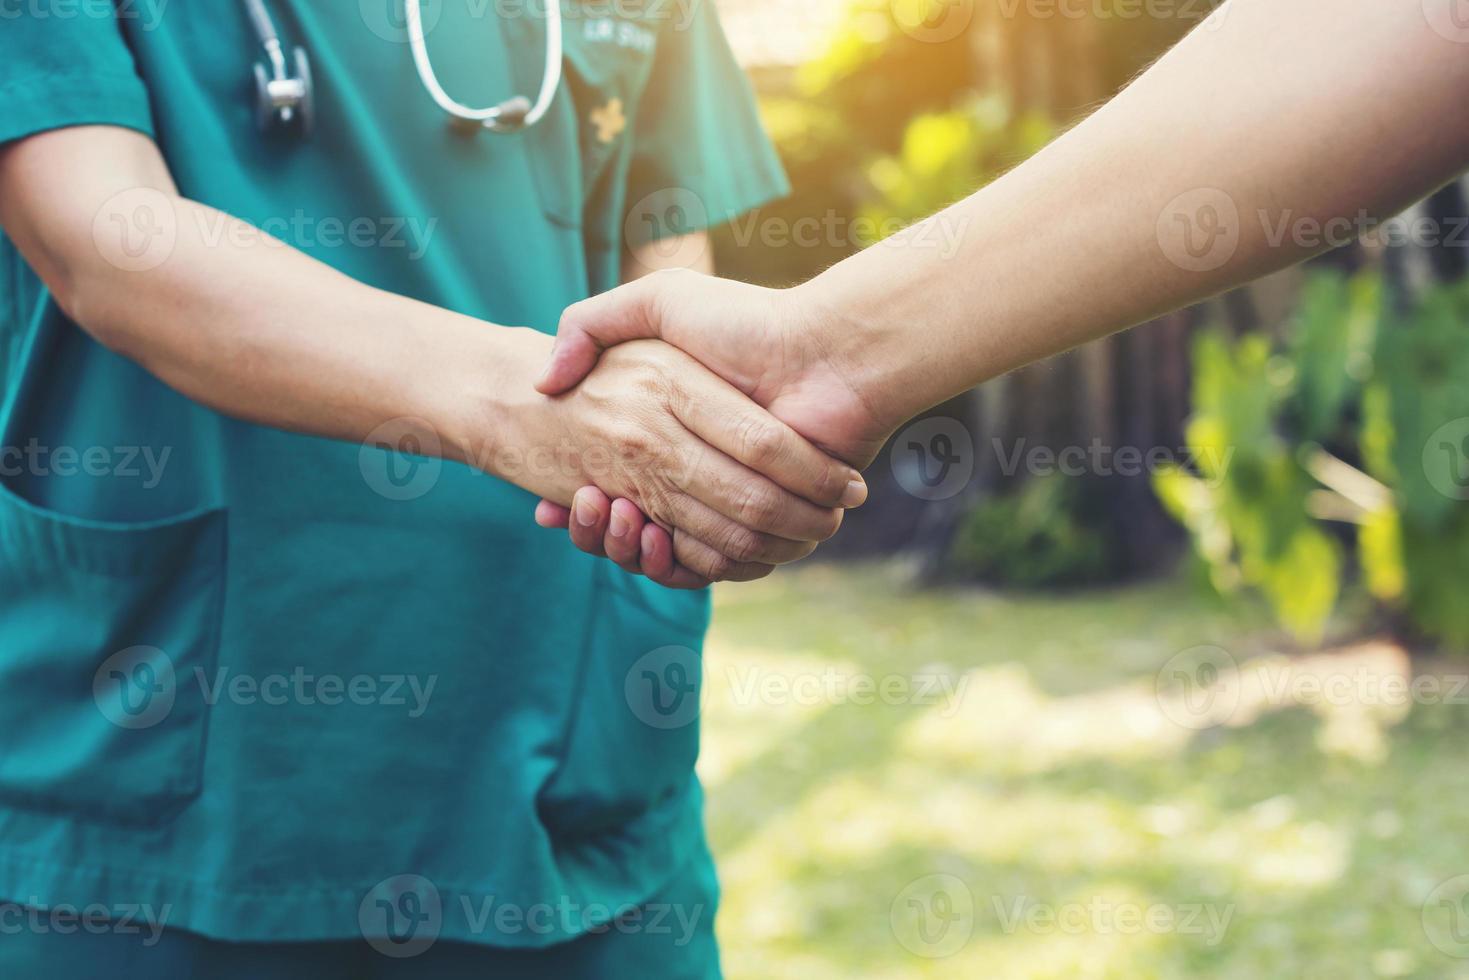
[637,523,677,581]
[567,486,612,558]
[535,499,571,528]
[671,529,776,583]
[671,380,867,509]
[536,277,663,396]
[604,498,646,571]
[662,431,845,546]
[654,484,822,566]
[641,524,711,590]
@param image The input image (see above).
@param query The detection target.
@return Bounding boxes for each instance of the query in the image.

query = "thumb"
[535,277,663,395]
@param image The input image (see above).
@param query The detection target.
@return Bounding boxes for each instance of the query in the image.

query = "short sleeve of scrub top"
[0,9,155,146]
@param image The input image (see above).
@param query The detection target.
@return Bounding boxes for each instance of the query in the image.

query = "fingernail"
[575,496,599,527]
[840,479,868,508]
[610,511,630,538]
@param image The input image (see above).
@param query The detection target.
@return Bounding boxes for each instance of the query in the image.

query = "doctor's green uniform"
[0,1,787,975]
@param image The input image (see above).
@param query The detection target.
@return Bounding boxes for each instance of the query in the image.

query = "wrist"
[433,324,555,480]
[784,275,911,437]
[789,228,994,432]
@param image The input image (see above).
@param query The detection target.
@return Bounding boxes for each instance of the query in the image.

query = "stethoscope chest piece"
[253,44,314,136]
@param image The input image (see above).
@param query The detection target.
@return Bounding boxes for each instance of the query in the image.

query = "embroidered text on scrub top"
[582,17,655,53]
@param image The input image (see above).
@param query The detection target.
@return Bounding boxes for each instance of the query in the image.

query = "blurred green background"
[699,1,1469,976]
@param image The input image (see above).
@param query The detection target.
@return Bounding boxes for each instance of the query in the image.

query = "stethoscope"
[243,0,564,137]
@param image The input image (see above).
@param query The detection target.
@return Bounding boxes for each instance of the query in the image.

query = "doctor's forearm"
[796,0,1469,427]
[0,126,515,467]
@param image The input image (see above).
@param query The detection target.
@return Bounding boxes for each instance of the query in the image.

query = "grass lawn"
[700,564,1469,980]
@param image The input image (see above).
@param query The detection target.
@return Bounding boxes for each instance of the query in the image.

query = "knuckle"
[651,266,695,292]
[557,298,590,334]
[632,362,668,396]
[693,548,732,581]
[721,526,766,564]
[737,417,787,469]
[816,460,846,503]
[639,482,676,523]
[735,482,785,531]
[612,421,655,463]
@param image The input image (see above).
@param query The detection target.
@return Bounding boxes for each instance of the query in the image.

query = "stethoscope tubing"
[404,0,562,132]
[244,0,563,135]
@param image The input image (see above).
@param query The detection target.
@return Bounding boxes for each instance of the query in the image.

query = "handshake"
[505,270,899,590]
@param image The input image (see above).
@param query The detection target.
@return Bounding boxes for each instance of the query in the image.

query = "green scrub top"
[0,0,787,952]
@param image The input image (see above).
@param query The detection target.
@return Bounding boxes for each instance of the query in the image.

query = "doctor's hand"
[468,329,864,588]
[530,270,900,581]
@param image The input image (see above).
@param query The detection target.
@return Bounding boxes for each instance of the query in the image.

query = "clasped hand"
[525,270,894,589]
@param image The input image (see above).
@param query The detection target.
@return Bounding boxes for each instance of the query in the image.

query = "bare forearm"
[86,196,516,463]
[0,126,525,469]
[803,0,1469,424]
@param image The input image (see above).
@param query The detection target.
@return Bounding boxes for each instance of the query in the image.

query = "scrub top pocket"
[538,563,711,837]
[0,483,226,827]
